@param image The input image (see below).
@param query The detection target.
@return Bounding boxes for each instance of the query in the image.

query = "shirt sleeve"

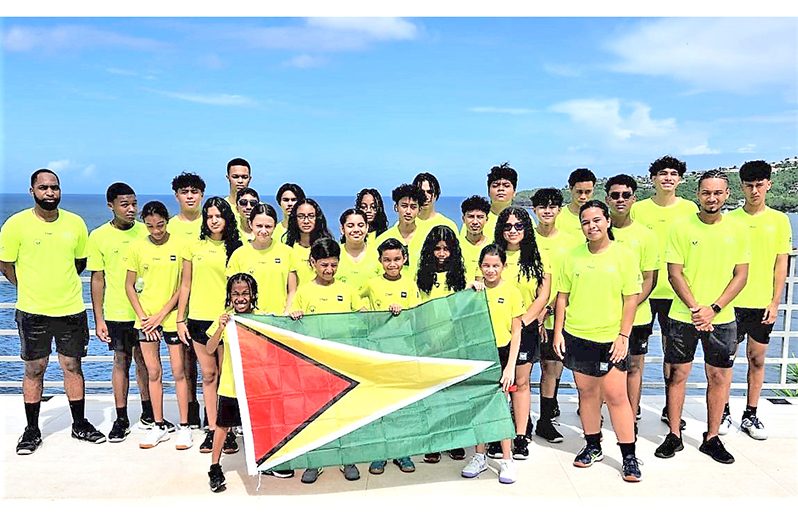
[225,249,240,278]
[779,214,793,255]
[74,217,89,259]
[0,216,20,263]
[85,230,104,272]
[622,252,643,296]
[511,288,525,318]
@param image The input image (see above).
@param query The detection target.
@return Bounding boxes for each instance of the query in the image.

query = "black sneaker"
[423,452,441,463]
[199,429,214,453]
[341,464,360,481]
[16,426,42,455]
[187,401,201,429]
[622,455,642,482]
[525,416,534,439]
[486,441,503,459]
[551,400,561,419]
[162,419,176,433]
[636,405,641,421]
[222,430,239,454]
[71,419,106,444]
[447,448,466,460]
[261,469,294,479]
[512,435,529,460]
[573,444,603,468]
[108,418,130,443]
[208,464,226,492]
[535,418,564,443]
[661,407,686,430]
[654,433,684,459]
[699,432,735,464]
[301,467,323,484]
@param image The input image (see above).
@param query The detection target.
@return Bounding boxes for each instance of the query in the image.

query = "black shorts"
[497,343,531,370]
[217,395,241,428]
[187,319,213,346]
[137,327,181,346]
[562,331,629,378]
[519,321,540,365]
[539,328,560,362]
[664,320,738,369]
[16,310,89,361]
[649,298,672,336]
[106,320,139,354]
[629,324,653,356]
[735,307,774,345]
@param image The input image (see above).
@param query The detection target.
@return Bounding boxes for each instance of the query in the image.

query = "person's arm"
[638,269,657,306]
[521,273,551,327]
[144,287,180,334]
[500,317,521,392]
[552,291,568,359]
[125,270,159,342]
[284,271,298,315]
[668,261,702,321]
[0,261,17,286]
[206,314,230,355]
[75,258,87,275]
[690,263,749,329]
[176,259,193,344]
[610,293,638,363]
[764,254,789,324]
[90,271,110,342]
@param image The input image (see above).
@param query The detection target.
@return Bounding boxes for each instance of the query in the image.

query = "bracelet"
[618,332,629,339]
[176,320,186,324]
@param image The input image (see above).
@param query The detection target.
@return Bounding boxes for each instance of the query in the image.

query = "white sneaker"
[461,452,487,478]
[175,426,194,450]
[741,416,768,440]
[718,411,732,436]
[139,424,170,449]
[497,459,517,484]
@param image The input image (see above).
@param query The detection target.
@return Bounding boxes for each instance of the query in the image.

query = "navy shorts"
[664,320,738,369]
[497,343,530,370]
[16,310,89,361]
[563,331,630,378]
[629,324,653,356]
[649,298,672,336]
[217,395,241,428]
[106,320,139,354]
[735,307,774,345]
[187,319,213,346]
[137,327,181,345]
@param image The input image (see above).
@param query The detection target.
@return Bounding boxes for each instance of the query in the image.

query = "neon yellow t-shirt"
[206,313,235,398]
[226,241,293,315]
[375,223,426,273]
[289,243,315,286]
[366,230,377,244]
[337,244,382,293]
[361,274,421,311]
[183,239,228,321]
[559,242,642,343]
[554,206,583,239]
[0,209,88,317]
[168,215,201,243]
[535,230,581,329]
[502,249,548,311]
[611,221,659,326]
[484,280,525,347]
[237,221,254,243]
[86,221,148,322]
[418,212,458,237]
[458,233,490,282]
[273,222,288,244]
[666,214,751,325]
[729,207,792,308]
[126,235,184,331]
[631,198,699,300]
[294,280,359,314]
[419,271,456,302]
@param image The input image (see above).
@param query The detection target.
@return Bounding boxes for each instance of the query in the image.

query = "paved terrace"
[3,394,796,509]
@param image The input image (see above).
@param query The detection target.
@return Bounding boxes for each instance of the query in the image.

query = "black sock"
[744,405,757,418]
[24,401,41,430]
[540,396,553,420]
[141,400,153,419]
[618,442,636,458]
[554,379,561,400]
[585,432,602,449]
[180,422,189,427]
[724,402,730,415]
[116,406,128,422]
[69,399,85,424]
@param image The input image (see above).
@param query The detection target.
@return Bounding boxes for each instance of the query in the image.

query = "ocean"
[1,193,795,395]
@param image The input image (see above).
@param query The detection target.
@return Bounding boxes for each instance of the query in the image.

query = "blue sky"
[1,17,796,197]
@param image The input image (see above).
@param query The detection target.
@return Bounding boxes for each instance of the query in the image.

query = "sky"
[1,16,797,197]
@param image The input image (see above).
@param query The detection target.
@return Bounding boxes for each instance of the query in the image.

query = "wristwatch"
[710,303,721,314]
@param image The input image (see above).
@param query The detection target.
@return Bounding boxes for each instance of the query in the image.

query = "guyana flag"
[225,291,515,475]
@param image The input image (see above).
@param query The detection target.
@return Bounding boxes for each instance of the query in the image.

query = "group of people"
[0,155,788,492]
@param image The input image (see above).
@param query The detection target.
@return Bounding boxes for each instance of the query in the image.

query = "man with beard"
[1,169,106,454]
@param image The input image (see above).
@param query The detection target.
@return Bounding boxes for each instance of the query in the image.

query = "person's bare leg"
[667,362,692,437]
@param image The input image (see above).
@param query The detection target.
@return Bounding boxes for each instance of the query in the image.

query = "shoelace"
[747,416,764,429]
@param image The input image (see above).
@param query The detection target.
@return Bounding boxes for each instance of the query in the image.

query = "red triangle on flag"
[235,325,358,465]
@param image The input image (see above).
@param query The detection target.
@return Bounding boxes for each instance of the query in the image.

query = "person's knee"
[707,367,729,386]
[748,351,766,369]
[24,360,47,380]
[669,365,690,384]
[60,357,82,375]
[172,367,186,382]
[113,351,132,371]
[201,368,218,386]
[147,366,163,382]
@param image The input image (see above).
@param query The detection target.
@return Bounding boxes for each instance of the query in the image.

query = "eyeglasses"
[502,223,525,232]
[297,214,316,222]
[608,191,633,200]
[238,199,258,207]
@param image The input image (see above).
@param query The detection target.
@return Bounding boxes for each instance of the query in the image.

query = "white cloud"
[46,160,72,172]
[150,90,256,107]
[681,144,720,155]
[106,68,137,76]
[605,18,797,93]
[737,144,757,153]
[284,54,326,69]
[550,98,676,140]
[2,24,163,53]
[542,63,581,77]
[469,106,536,115]
[306,17,417,40]
[81,164,98,179]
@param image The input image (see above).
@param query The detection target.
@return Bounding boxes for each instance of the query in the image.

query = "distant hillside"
[515,158,798,212]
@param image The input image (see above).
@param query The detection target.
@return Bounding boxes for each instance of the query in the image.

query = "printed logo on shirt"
[691,240,699,246]
[498,297,505,304]
[337,295,344,302]
[275,258,282,264]
[170,255,177,261]
[400,291,407,298]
